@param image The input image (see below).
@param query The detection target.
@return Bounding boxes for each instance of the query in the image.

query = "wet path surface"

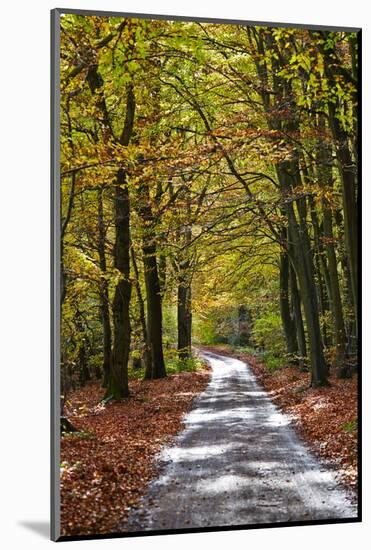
[123,351,357,531]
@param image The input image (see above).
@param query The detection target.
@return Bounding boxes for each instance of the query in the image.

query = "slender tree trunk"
[130,245,151,375]
[76,313,90,385]
[287,217,327,386]
[306,191,331,348]
[100,280,111,386]
[342,256,357,356]
[315,120,347,375]
[78,338,90,385]
[314,250,330,350]
[329,112,358,332]
[324,201,347,377]
[279,245,298,357]
[142,238,166,379]
[177,197,192,360]
[158,253,167,290]
[97,187,112,387]
[289,262,307,366]
[60,97,77,306]
[178,281,192,360]
[136,176,166,379]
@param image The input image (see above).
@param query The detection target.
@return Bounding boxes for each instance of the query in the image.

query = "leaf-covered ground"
[201,346,358,494]
[60,368,210,537]
[60,348,358,537]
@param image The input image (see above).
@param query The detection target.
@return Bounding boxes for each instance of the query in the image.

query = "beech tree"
[59,15,358,397]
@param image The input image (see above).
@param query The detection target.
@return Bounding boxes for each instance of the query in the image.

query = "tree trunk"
[281,164,328,387]
[178,280,192,360]
[289,262,307,366]
[100,280,111,387]
[279,245,298,357]
[313,238,331,350]
[286,211,328,386]
[322,48,358,335]
[142,238,166,379]
[329,109,358,334]
[97,187,112,387]
[86,68,135,399]
[78,336,90,385]
[177,200,192,361]
[76,313,90,385]
[306,192,331,349]
[130,245,151,375]
[61,417,78,434]
[158,253,167,291]
[325,204,348,377]
[135,174,166,379]
[251,31,328,386]
[106,168,132,399]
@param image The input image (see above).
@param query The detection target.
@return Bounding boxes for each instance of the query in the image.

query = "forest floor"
[60,365,210,537]
[123,350,356,532]
[199,345,358,494]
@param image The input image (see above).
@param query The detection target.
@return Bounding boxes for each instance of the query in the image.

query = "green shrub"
[262,352,285,371]
[342,419,357,433]
[165,354,203,374]
[128,345,204,380]
[252,312,285,357]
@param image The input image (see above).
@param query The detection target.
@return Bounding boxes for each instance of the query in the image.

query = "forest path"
[124,350,357,531]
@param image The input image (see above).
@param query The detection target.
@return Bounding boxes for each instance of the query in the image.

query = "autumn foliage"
[57,11,359,538]
[61,368,210,536]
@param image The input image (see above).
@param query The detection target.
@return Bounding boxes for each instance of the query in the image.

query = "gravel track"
[123,350,357,532]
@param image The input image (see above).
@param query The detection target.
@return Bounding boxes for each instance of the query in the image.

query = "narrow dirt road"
[124,351,357,532]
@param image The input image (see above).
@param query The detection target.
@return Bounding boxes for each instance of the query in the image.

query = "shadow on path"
[121,350,357,532]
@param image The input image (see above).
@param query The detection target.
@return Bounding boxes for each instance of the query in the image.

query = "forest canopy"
[59,14,358,399]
